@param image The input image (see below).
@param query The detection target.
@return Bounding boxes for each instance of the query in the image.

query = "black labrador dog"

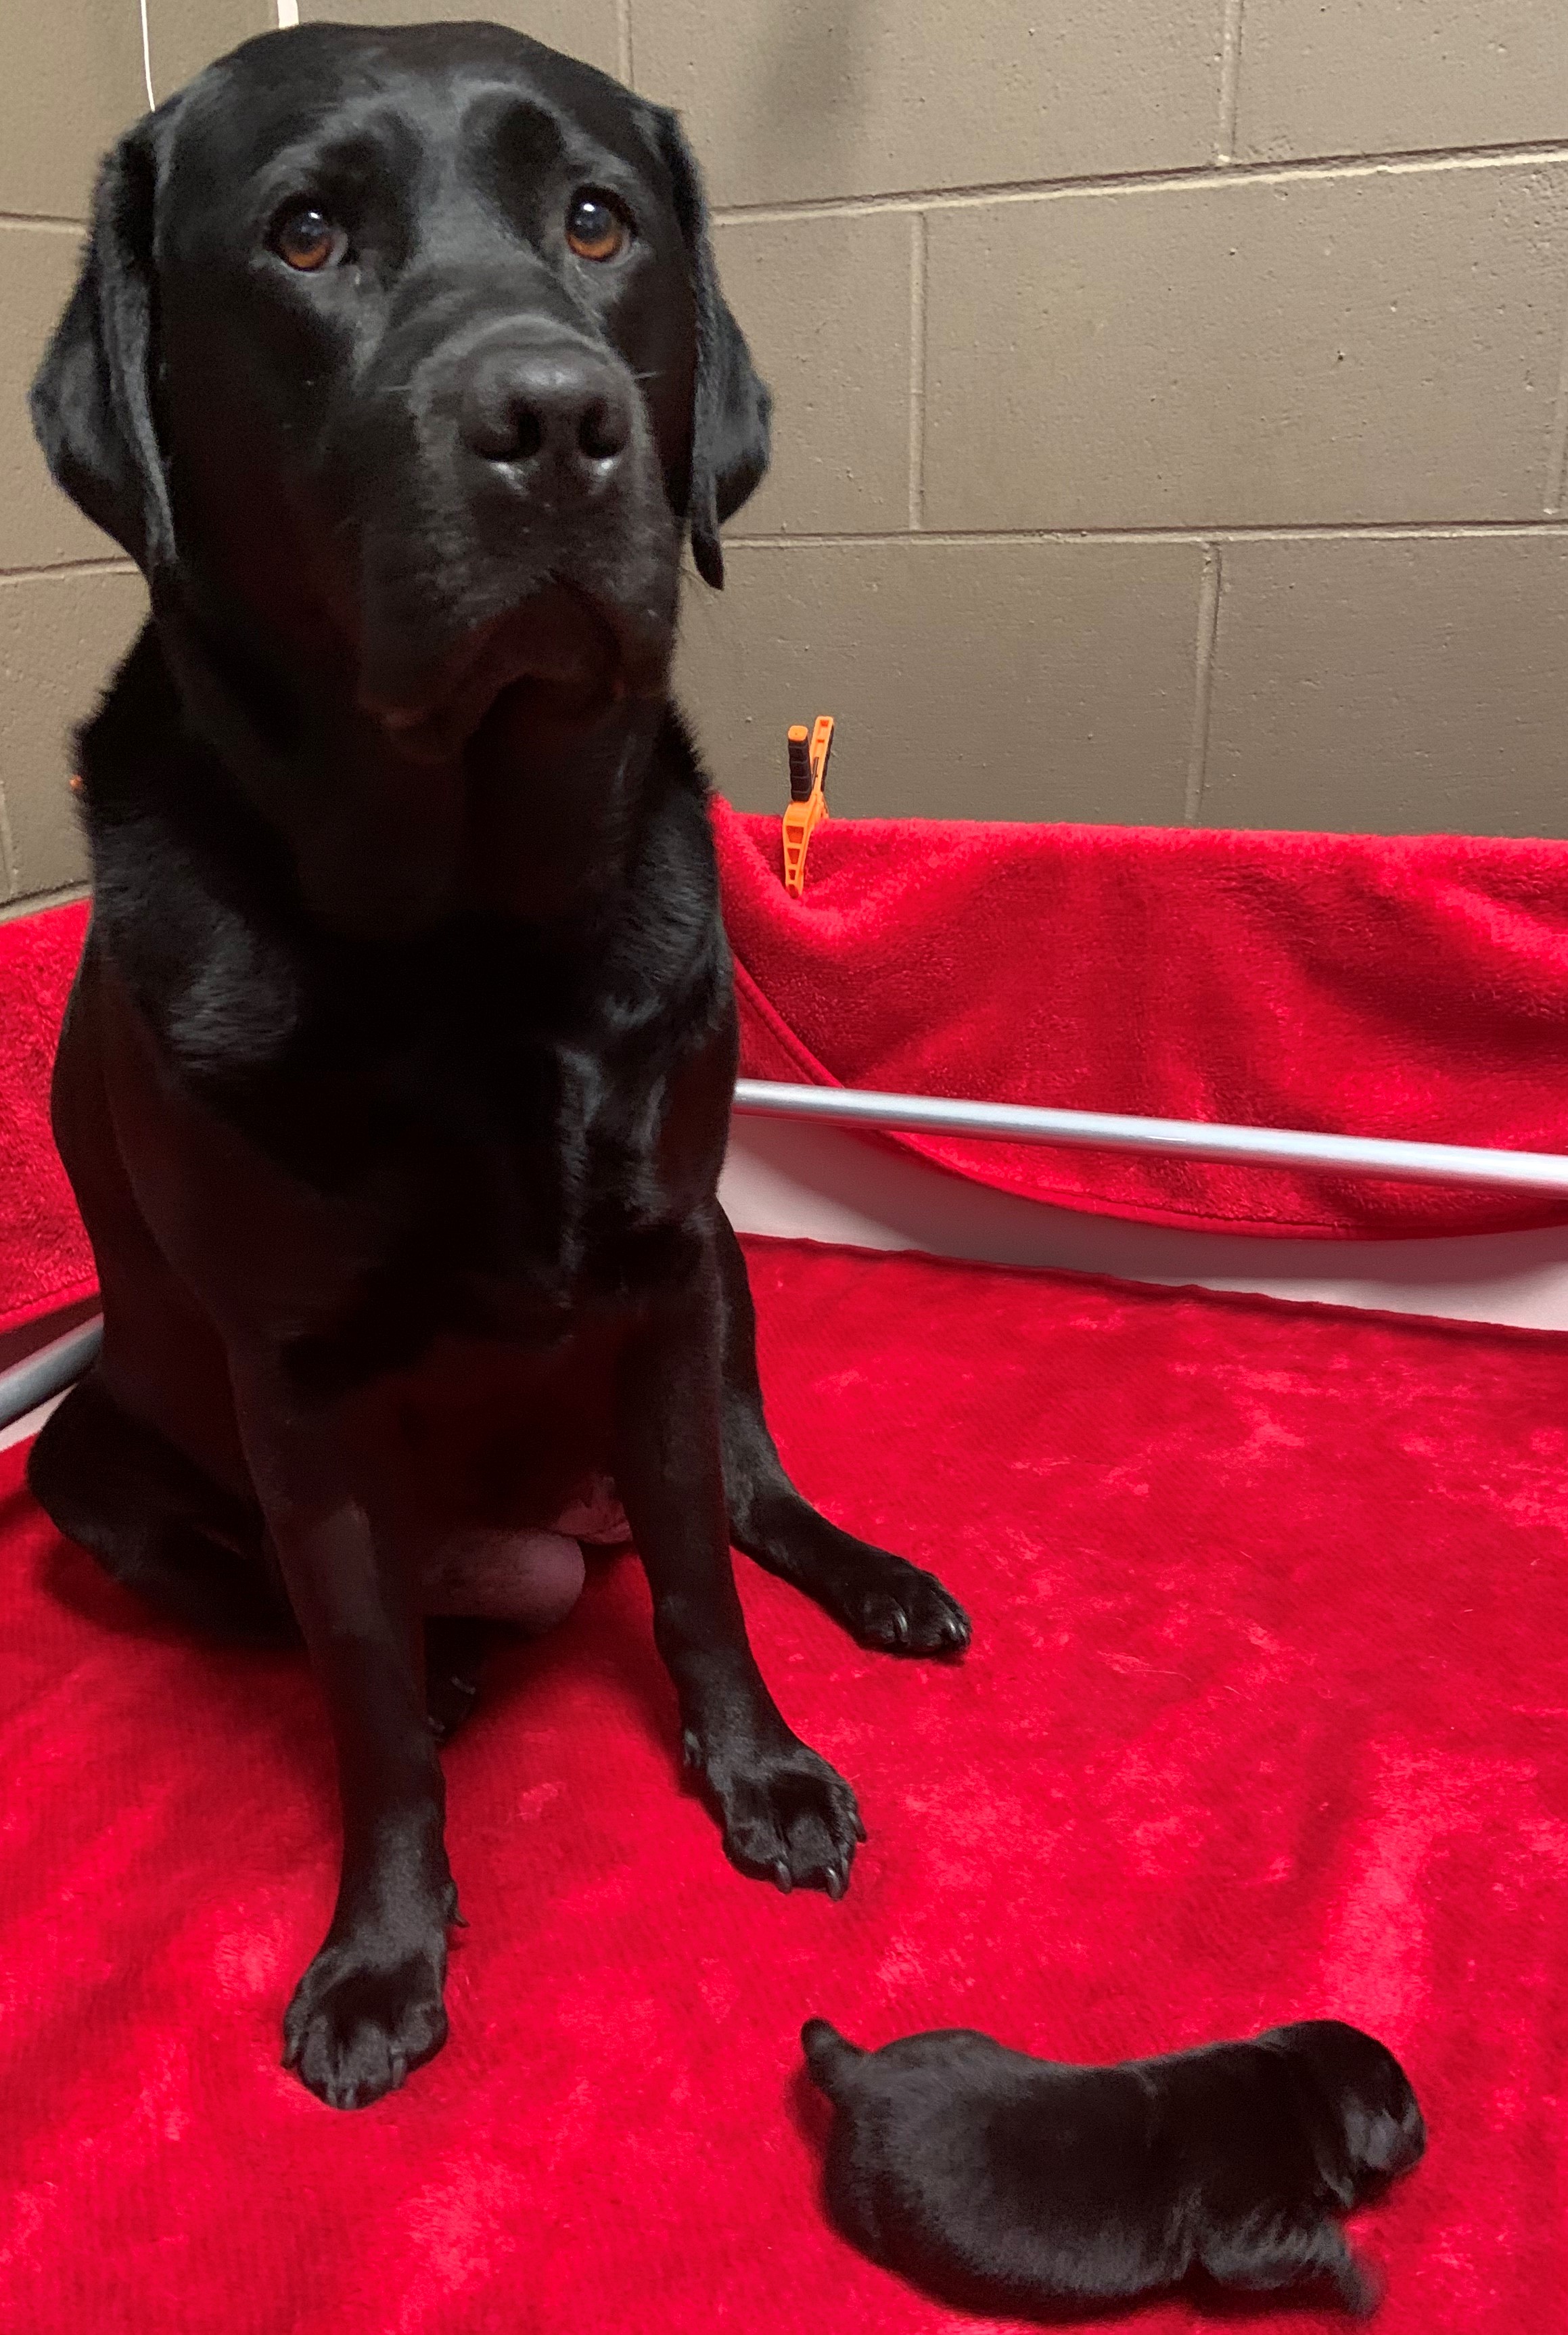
[802,2016,1425,2319]
[26,22,969,2110]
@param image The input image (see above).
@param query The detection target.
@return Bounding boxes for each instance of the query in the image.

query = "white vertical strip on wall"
[277,2,300,26]
[137,0,155,106]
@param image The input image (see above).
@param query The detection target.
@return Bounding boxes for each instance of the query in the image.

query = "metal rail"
[731,1079,1568,1196]
[0,1317,102,1435]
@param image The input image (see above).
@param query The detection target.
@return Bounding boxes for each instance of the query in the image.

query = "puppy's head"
[31,24,767,848]
[1263,2020,1426,2203]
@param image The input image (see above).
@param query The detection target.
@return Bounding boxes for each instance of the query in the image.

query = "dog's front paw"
[283,1936,448,2109]
[685,1727,865,1898]
[841,1552,971,1656]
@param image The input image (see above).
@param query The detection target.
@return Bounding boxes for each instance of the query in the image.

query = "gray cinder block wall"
[4,1,1567,912]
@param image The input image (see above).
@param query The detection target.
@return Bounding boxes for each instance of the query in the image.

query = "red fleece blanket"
[714,801,1568,1242]
[0,903,96,1336]
[3,1241,1565,2332]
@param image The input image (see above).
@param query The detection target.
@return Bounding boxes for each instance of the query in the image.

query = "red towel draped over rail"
[714,801,1568,1244]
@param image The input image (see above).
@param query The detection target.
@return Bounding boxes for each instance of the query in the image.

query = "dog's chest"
[355,1020,688,1285]
[254,972,727,1392]
[108,874,731,1371]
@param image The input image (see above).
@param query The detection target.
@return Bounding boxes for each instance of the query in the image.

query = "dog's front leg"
[231,1362,455,2108]
[614,1225,864,1897]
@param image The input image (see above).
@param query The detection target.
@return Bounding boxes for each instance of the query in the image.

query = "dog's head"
[31,23,768,917]
[1262,2020,1427,2204]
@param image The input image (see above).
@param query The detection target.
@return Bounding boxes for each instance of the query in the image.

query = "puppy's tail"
[802,2018,865,2102]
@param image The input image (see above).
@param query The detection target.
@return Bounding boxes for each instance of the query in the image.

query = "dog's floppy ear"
[1339,2090,1424,2180]
[653,109,771,589]
[30,118,175,576]
[1257,2034,1358,2208]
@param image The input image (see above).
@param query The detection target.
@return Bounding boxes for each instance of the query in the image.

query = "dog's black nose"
[459,341,632,478]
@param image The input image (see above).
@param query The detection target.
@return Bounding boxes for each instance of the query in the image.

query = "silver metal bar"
[0,1316,103,1434]
[732,1079,1568,1196]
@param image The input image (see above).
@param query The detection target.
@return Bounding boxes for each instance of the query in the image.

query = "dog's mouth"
[361,585,651,767]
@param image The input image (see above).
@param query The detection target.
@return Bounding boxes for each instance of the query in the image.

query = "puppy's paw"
[426,1668,481,1743]
[839,1554,971,1658]
[283,1937,448,2110]
[687,1727,864,1898]
[424,1617,494,1742]
[1337,2251,1383,2319]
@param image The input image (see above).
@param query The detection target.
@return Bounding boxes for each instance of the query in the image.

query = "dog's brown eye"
[274,208,345,273]
[566,193,628,263]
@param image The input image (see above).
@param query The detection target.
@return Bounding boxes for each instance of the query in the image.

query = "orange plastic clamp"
[781,715,833,898]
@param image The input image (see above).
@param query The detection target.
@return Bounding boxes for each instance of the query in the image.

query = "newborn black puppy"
[802,2016,1424,2319]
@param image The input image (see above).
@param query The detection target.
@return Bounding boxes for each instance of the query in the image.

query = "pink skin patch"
[420,1531,586,1631]
[417,1481,629,1632]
